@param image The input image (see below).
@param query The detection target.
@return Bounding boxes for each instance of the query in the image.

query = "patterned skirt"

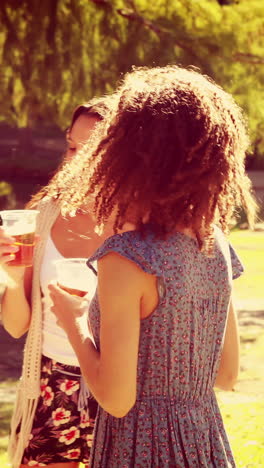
[21,355,98,466]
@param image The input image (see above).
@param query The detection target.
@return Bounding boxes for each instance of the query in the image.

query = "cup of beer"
[54,258,95,298]
[0,210,39,267]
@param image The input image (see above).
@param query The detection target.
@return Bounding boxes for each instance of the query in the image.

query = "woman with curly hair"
[49,65,257,467]
[0,95,116,468]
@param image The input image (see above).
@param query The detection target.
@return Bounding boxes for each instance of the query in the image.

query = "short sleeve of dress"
[87,231,161,277]
[229,243,244,280]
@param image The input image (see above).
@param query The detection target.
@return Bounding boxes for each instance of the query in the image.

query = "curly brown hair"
[47,65,257,250]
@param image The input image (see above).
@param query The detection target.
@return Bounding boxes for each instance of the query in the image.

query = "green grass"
[0,402,13,439]
[229,231,264,306]
[219,398,264,468]
[0,381,17,467]
[0,442,9,467]
[0,230,263,467]
[217,230,264,467]
[217,327,264,467]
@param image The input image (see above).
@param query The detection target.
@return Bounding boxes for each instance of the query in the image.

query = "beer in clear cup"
[54,258,95,298]
[0,210,39,267]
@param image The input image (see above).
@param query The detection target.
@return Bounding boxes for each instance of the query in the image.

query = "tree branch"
[115,7,199,60]
[0,4,20,44]
[89,0,264,66]
[46,0,59,49]
[233,53,264,65]
[116,8,164,35]
[89,0,111,6]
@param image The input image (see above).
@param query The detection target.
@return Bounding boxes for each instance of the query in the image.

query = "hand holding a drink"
[0,227,20,265]
[0,210,39,281]
[0,210,39,337]
[49,258,95,335]
[0,210,39,265]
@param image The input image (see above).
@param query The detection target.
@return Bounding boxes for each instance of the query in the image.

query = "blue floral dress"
[87,227,243,467]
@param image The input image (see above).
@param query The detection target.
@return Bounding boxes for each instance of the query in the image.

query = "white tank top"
[40,235,97,366]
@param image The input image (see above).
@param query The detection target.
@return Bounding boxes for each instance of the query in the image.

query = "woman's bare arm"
[49,252,147,417]
[214,299,240,391]
[1,266,32,338]
[0,227,32,337]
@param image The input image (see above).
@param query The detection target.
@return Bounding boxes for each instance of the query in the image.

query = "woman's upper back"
[88,227,243,400]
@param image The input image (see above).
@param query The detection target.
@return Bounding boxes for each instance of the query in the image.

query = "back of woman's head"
[88,66,256,246]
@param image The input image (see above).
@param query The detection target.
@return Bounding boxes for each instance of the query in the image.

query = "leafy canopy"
[1,0,264,164]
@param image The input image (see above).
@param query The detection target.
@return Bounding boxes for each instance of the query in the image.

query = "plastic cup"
[54,258,95,298]
[0,210,39,267]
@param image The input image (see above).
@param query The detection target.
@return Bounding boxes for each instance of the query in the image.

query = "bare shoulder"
[98,251,149,287]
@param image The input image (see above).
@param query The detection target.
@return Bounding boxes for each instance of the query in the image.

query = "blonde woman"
[0,96,114,468]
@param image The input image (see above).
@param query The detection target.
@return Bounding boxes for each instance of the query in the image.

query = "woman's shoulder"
[88,230,160,276]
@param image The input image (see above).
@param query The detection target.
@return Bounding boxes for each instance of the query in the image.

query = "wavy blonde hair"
[27,95,115,208]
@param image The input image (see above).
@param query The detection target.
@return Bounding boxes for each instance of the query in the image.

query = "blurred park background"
[0,1,264,467]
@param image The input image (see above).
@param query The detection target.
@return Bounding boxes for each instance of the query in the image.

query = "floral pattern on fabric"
[21,355,98,466]
[87,228,243,468]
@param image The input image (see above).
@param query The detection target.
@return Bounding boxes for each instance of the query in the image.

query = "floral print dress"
[87,227,243,468]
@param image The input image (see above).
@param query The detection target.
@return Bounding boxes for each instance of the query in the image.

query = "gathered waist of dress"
[136,391,214,406]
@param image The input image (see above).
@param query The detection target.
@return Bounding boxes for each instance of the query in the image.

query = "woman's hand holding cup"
[0,227,26,280]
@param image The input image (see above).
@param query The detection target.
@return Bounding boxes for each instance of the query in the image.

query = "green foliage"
[230,230,264,306]
[0,182,16,210]
[0,0,264,164]
[218,398,264,467]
